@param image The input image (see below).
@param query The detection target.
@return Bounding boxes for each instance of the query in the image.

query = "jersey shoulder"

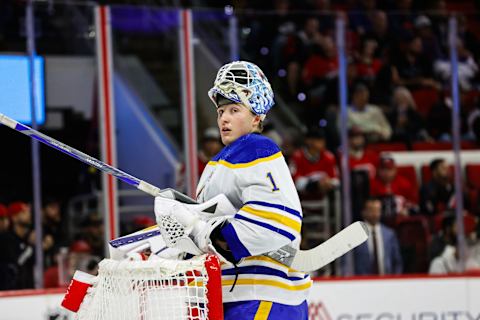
[213,133,281,165]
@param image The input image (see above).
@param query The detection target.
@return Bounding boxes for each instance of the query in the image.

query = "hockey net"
[75,254,223,320]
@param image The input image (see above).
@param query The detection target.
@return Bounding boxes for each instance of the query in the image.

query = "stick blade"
[291,221,369,272]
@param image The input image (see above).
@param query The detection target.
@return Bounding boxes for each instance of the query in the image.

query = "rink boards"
[0,275,479,319]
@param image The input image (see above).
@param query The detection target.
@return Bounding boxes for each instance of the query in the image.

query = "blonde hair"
[393,86,417,109]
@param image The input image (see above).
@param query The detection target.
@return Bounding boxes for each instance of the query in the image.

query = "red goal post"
[74,254,223,320]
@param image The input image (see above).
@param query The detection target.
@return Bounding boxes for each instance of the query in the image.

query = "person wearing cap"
[370,154,417,221]
[0,202,34,289]
[155,61,310,319]
[290,126,339,196]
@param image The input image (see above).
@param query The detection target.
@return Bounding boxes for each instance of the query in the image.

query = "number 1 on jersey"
[266,172,280,191]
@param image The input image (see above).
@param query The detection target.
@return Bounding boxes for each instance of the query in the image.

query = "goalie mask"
[208,61,274,120]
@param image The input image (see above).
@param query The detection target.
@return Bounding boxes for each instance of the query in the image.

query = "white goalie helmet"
[208,61,274,120]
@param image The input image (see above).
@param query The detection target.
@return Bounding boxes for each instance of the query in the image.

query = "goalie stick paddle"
[265,221,369,272]
[0,113,196,204]
[0,113,368,272]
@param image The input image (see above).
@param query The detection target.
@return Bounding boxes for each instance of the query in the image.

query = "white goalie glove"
[154,195,232,256]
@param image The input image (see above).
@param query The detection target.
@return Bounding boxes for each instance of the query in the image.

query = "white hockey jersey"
[196,133,311,305]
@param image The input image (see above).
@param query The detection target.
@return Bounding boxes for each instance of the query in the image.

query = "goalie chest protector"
[196,133,311,305]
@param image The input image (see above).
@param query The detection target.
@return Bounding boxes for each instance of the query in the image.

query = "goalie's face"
[217,103,261,145]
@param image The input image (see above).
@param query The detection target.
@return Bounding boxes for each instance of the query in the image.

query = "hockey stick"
[267,221,369,272]
[0,113,369,271]
[0,113,196,204]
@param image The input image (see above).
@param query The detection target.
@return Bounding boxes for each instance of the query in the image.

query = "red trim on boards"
[312,272,480,282]
[0,288,66,298]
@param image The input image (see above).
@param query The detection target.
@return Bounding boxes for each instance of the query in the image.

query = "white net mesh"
[76,255,220,320]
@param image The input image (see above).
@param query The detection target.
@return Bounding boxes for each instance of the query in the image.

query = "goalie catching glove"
[154,196,229,258]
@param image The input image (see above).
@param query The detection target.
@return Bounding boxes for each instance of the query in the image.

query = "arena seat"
[466,164,480,190]
[366,142,408,153]
[421,164,455,184]
[412,141,478,151]
[396,165,419,204]
[411,88,440,118]
[394,216,430,273]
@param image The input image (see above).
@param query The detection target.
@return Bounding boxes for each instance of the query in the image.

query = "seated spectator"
[434,38,479,91]
[352,37,383,88]
[198,127,222,176]
[392,34,441,91]
[347,127,379,180]
[385,86,431,145]
[349,0,377,36]
[414,15,442,62]
[344,83,392,142]
[366,10,390,59]
[420,158,453,216]
[0,202,34,290]
[302,36,338,89]
[42,198,66,268]
[78,214,104,257]
[44,240,100,288]
[428,212,457,263]
[0,204,9,233]
[352,197,403,275]
[429,213,480,274]
[370,154,418,221]
[289,127,338,196]
[280,16,324,98]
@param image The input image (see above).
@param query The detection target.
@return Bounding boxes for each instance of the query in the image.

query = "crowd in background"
[2,0,480,291]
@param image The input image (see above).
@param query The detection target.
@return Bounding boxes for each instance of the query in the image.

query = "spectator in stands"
[302,36,338,91]
[392,34,441,91]
[370,154,418,222]
[352,197,403,275]
[387,0,415,35]
[352,37,383,88]
[434,38,479,91]
[0,202,34,290]
[346,127,379,220]
[349,0,377,36]
[420,158,453,216]
[429,0,449,54]
[429,212,455,263]
[0,204,9,233]
[429,213,480,274]
[176,128,223,191]
[289,127,338,196]
[79,213,104,257]
[347,127,379,180]
[345,83,392,142]
[282,16,324,98]
[413,15,442,62]
[386,86,431,145]
[42,198,66,268]
[198,127,222,176]
[44,240,100,288]
[367,10,390,58]
[466,103,480,144]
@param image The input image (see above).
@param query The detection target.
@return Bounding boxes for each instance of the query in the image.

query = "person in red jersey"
[289,127,339,196]
[370,154,417,221]
[347,127,379,180]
